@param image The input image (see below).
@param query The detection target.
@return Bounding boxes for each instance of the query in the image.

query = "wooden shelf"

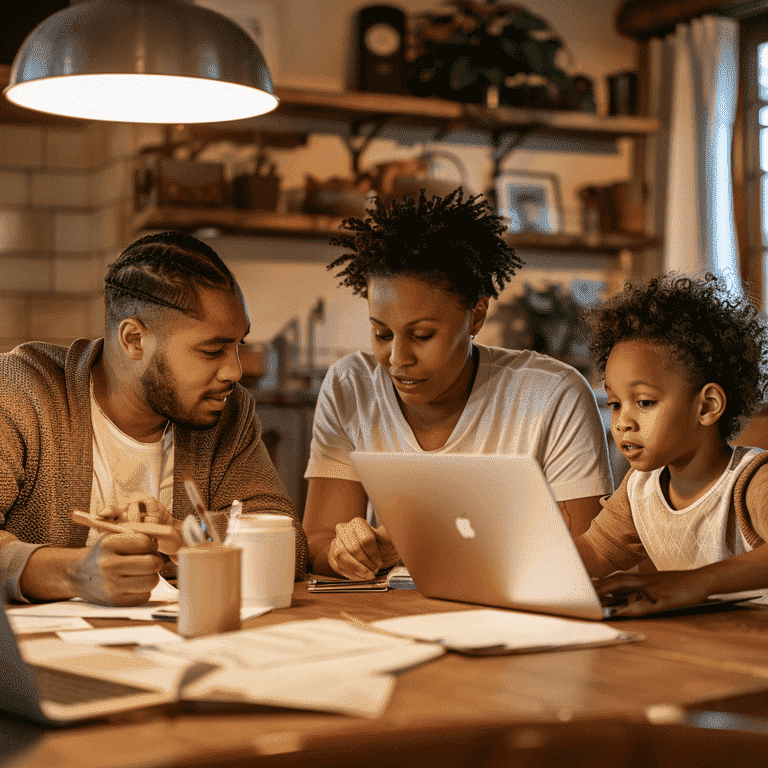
[131,204,660,253]
[128,86,660,255]
[504,231,661,253]
[132,206,345,240]
[272,86,660,140]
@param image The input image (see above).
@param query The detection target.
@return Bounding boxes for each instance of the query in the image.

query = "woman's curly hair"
[587,272,768,440]
[327,188,523,307]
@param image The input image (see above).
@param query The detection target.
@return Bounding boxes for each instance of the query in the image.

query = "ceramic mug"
[225,514,295,608]
[177,543,242,638]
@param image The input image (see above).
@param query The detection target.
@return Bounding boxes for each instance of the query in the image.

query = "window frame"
[735,14,768,306]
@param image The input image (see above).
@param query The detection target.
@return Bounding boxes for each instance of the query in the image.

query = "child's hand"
[594,570,710,616]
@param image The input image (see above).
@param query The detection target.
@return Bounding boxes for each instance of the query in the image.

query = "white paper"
[9,615,92,634]
[137,618,444,715]
[373,609,629,651]
[7,576,180,620]
[56,625,184,646]
[20,636,189,692]
[20,617,443,718]
[184,668,396,718]
[148,576,181,601]
[143,618,444,672]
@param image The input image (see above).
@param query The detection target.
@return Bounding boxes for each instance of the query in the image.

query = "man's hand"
[594,569,711,617]
[328,517,400,580]
[93,497,184,558]
[71,533,165,606]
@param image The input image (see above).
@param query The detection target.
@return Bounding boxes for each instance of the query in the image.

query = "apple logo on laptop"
[455,517,476,539]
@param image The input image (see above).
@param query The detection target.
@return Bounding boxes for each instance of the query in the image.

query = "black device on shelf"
[352,4,408,95]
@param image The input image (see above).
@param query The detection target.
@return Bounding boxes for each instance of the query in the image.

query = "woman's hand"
[328,517,400,580]
[594,569,711,616]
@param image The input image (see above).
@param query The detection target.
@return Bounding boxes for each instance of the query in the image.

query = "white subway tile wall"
[0,171,28,206]
[53,255,104,294]
[55,212,94,254]
[0,126,44,167]
[0,255,52,292]
[0,122,136,349]
[45,130,94,170]
[0,210,51,253]
[29,295,91,342]
[31,171,91,208]
[0,296,30,338]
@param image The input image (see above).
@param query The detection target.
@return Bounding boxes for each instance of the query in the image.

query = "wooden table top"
[4,583,768,768]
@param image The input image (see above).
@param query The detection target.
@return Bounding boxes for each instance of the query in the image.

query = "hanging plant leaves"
[408,0,574,106]
[449,55,480,92]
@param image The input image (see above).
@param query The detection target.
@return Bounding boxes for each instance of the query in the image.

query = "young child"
[575,272,768,616]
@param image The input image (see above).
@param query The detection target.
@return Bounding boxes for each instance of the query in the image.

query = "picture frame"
[495,171,563,235]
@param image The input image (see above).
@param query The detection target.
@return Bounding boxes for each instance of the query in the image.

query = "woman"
[304,189,613,579]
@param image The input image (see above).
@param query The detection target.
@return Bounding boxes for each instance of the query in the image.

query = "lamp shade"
[3,0,279,123]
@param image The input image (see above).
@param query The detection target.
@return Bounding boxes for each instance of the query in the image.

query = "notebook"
[0,600,187,724]
[350,451,763,620]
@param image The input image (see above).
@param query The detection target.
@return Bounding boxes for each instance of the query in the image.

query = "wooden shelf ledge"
[273,86,659,140]
[131,204,661,253]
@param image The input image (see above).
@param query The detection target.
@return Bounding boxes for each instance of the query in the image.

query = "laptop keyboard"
[30,664,153,705]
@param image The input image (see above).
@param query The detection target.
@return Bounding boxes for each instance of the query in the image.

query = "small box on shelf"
[232,170,281,212]
[134,155,225,211]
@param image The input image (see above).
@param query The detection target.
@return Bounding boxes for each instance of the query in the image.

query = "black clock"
[353,4,407,95]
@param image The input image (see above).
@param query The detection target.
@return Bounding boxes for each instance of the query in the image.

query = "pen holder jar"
[225,514,295,609]
[178,543,242,638]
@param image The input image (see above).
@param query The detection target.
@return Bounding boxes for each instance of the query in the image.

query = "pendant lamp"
[3,0,279,123]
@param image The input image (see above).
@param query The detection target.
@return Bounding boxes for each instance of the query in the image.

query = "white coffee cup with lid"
[225,513,295,608]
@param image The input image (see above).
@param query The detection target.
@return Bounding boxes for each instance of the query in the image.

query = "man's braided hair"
[104,231,236,328]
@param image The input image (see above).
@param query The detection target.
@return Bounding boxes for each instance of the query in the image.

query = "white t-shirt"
[88,382,174,543]
[306,344,614,505]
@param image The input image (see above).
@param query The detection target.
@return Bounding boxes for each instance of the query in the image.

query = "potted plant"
[407,0,573,108]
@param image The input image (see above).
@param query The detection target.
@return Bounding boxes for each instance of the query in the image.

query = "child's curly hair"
[588,272,768,440]
[327,188,523,307]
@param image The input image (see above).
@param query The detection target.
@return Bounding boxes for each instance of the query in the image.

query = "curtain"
[651,16,741,294]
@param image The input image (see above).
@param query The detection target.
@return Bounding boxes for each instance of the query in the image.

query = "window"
[738,15,768,307]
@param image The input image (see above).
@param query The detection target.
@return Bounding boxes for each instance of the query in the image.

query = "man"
[0,231,306,606]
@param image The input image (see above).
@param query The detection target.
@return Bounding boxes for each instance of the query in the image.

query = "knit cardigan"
[0,338,307,602]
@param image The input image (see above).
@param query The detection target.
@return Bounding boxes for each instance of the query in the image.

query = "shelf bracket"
[486,127,536,210]
[345,116,391,178]
[490,127,536,180]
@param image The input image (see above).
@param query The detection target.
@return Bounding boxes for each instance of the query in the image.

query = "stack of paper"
[372,609,643,654]
[137,618,445,717]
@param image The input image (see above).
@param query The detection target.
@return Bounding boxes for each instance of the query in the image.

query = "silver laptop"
[0,602,189,724]
[350,451,762,620]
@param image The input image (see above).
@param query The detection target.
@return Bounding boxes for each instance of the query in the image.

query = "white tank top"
[629,446,763,571]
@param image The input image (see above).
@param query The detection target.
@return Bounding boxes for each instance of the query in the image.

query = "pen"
[150,608,179,621]
[71,510,174,538]
[71,510,134,535]
[184,479,221,543]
